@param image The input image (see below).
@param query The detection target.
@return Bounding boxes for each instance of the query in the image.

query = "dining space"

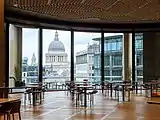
[1,80,160,120]
[65,81,98,107]
[1,88,160,120]
[0,88,21,120]
[23,83,46,106]
[0,83,46,120]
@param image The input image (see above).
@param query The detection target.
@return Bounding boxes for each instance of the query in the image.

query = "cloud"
[22,28,122,64]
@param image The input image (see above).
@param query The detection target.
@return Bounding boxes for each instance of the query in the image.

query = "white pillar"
[9,24,22,87]
[122,33,132,81]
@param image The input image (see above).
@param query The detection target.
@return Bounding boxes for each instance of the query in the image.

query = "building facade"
[76,43,99,82]
[22,31,70,84]
[44,31,70,83]
[93,33,143,83]
[22,54,39,84]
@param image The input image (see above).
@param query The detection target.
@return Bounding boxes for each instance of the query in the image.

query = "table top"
[27,83,39,85]
[120,84,131,86]
[76,86,93,88]
[108,81,123,84]
[26,85,40,88]
[0,98,20,104]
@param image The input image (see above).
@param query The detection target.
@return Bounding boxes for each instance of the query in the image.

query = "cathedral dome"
[48,31,65,52]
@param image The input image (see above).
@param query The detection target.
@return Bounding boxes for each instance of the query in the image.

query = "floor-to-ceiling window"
[22,28,39,84]
[42,29,71,88]
[135,33,143,83]
[104,33,123,81]
[74,32,101,83]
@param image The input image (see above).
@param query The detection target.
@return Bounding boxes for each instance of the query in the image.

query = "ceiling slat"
[5,0,160,23]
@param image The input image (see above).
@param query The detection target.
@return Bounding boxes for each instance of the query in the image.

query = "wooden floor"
[147,97,160,104]
[2,91,160,120]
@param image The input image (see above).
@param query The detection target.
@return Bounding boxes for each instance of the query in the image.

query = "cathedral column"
[56,56,58,62]
[9,24,22,87]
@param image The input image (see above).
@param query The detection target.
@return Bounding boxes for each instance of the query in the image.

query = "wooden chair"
[24,88,32,105]
[10,100,21,120]
[0,103,12,120]
[0,88,8,98]
[0,88,11,120]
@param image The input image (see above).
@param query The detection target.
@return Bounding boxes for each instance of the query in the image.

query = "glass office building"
[93,33,143,82]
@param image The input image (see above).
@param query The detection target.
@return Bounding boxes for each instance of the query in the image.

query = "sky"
[22,28,122,64]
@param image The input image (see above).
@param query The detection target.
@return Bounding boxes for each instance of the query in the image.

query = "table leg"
[122,85,125,102]
[151,84,152,97]
[32,92,36,106]
[84,88,87,107]
[110,84,112,98]
[136,82,138,94]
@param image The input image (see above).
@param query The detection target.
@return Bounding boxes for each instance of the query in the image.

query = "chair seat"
[88,90,98,94]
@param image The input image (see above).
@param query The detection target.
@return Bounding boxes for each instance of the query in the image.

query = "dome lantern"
[48,31,65,52]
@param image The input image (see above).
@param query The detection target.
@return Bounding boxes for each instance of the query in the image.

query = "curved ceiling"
[4,0,160,31]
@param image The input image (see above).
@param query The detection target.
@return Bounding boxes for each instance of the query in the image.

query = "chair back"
[0,88,8,98]
[10,100,21,114]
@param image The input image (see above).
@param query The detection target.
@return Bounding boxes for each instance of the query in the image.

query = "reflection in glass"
[104,33,123,81]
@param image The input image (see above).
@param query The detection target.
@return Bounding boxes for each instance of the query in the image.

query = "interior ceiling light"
[47,0,52,5]
[13,4,18,7]
[81,0,86,4]
[13,0,18,7]
[83,18,101,20]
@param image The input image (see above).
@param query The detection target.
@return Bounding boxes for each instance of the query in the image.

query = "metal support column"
[132,32,136,93]
[38,28,43,83]
[71,30,74,82]
[5,21,9,88]
[132,32,135,83]
[101,32,104,93]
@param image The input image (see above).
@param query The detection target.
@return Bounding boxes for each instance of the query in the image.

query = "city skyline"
[22,28,122,64]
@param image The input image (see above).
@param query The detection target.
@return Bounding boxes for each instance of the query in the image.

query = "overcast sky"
[22,28,122,64]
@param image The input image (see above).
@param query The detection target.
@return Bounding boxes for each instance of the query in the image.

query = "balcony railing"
[9,76,143,93]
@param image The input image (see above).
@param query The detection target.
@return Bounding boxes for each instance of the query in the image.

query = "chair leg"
[43,92,45,99]
[40,93,42,104]
[7,112,11,120]
[117,91,119,102]
[4,114,5,120]
[12,114,14,120]
[128,90,130,101]
[115,91,117,98]
[19,112,21,120]
[24,94,26,105]
[29,93,31,104]
[90,94,92,107]
[76,94,79,107]
[92,94,94,105]
[80,94,83,105]
[140,86,142,95]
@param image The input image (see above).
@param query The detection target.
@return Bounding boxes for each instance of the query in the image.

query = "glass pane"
[42,30,71,89]
[104,33,123,82]
[22,28,38,84]
[74,32,101,84]
[135,33,143,83]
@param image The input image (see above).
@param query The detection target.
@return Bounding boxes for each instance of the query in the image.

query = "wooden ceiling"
[5,0,160,23]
